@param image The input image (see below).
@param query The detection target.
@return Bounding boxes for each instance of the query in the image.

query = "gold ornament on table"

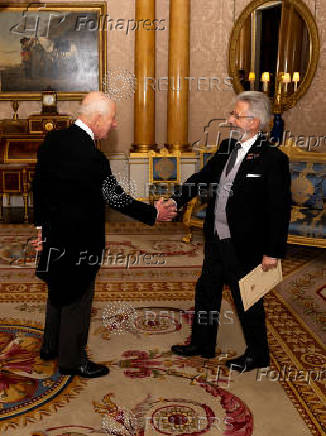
[44,122,54,131]
[12,100,19,120]
[42,91,58,115]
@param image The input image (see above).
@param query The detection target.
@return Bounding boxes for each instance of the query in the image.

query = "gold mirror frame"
[228,0,320,111]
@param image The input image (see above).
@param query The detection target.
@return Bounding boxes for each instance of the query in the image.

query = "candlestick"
[282,73,290,94]
[293,72,299,92]
[249,72,255,91]
[262,72,270,93]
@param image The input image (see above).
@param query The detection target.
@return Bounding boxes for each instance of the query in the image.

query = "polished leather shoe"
[201,350,216,359]
[39,348,58,361]
[171,344,215,359]
[226,353,269,373]
[59,359,110,378]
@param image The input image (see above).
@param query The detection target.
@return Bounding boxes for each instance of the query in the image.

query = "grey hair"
[236,91,271,130]
[78,98,112,117]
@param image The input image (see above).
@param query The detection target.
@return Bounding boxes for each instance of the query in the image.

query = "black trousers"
[42,279,95,368]
[191,236,269,358]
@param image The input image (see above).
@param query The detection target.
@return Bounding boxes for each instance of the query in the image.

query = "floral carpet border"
[0,282,197,303]
[266,290,326,436]
[0,317,88,432]
[0,283,324,434]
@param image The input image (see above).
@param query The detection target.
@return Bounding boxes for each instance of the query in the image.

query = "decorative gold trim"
[28,115,73,134]
[131,145,156,153]
[287,235,326,248]
[281,144,326,163]
[166,144,191,153]
[148,147,181,185]
[129,152,152,159]
[0,2,107,101]
[228,0,320,111]
[4,138,42,163]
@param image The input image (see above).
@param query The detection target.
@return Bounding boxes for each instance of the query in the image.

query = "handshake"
[154,197,178,222]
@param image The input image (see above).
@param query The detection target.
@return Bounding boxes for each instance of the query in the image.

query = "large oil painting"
[0,3,107,100]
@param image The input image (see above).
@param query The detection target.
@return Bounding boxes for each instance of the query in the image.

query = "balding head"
[79,91,115,118]
[78,91,117,139]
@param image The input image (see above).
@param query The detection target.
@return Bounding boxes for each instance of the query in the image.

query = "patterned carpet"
[0,223,325,435]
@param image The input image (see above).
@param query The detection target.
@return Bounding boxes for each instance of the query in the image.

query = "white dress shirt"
[235,134,258,166]
[74,119,95,141]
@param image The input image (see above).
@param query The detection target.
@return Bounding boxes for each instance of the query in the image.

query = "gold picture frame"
[0,2,107,101]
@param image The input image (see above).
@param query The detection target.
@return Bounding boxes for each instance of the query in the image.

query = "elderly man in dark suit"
[171,91,291,372]
[32,92,176,378]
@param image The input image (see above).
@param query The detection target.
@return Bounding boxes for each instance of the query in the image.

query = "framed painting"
[0,2,107,100]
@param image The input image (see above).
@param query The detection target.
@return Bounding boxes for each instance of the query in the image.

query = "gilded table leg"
[23,193,29,223]
[0,194,3,223]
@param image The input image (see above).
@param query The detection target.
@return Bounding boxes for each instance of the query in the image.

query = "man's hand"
[31,229,43,252]
[261,255,278,272]
[155,197,177,221]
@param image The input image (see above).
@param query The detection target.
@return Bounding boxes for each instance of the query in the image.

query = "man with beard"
[171,91,291,372]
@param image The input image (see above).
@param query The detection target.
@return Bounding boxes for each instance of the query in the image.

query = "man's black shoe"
[201,350,216,359]
[171,344,202,356]
[59,359,110,378]
[171,344,215,359]
[40,348,58,361]
[226,353,269,373]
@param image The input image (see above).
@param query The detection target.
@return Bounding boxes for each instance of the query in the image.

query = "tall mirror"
[229,0,320,112]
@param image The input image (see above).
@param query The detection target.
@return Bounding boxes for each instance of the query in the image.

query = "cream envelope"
[239,260,283,311]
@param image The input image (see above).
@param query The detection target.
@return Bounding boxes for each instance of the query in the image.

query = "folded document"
[239,260,283,311]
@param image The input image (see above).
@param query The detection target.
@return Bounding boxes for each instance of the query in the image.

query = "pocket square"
[246,173,262,178]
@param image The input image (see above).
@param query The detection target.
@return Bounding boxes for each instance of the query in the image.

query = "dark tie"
[225,143,242,176]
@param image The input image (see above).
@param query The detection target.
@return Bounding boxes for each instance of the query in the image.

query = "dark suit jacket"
[172,136,292,269]
[33,124,157,306]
